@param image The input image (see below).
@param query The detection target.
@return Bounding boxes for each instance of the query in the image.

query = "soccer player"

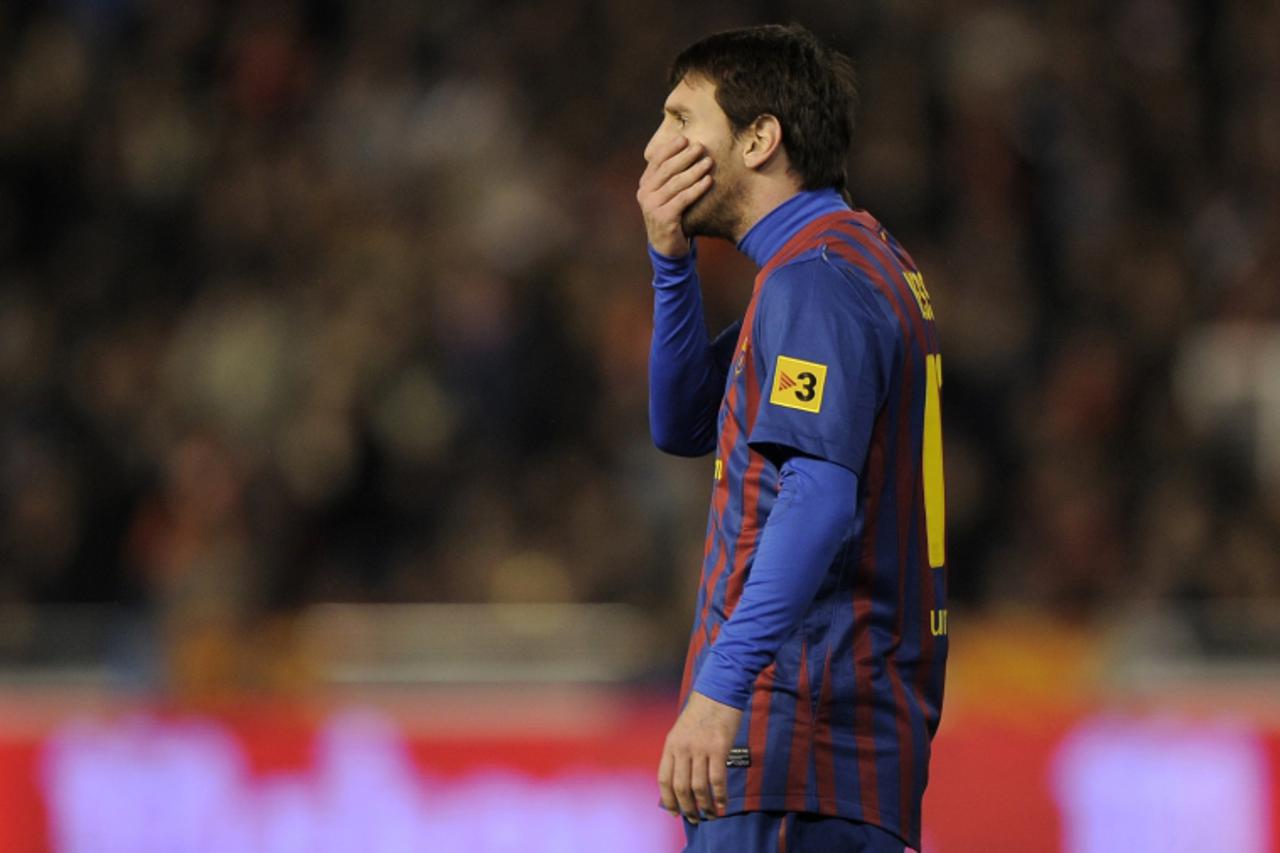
[636,25,948,853]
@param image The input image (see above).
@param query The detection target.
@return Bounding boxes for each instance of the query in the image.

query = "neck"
[732,180,805,244]
[736,185,849,268]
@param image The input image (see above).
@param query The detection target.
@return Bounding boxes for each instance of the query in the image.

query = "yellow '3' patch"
[769,355,827,413]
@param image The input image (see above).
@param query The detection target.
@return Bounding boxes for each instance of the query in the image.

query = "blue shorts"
[682,812,911,853]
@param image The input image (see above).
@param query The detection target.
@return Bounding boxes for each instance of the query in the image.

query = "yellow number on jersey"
[923,353,946,568]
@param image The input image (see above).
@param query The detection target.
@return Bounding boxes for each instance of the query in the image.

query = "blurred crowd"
[1,0,1279,685]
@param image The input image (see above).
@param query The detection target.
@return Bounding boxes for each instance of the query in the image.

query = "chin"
[682,193,739,243]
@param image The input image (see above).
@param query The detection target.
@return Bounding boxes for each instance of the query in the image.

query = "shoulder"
[760,252,899,337]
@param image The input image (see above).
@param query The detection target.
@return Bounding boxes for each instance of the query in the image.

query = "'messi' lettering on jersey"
[904,270,935,321]
[769,355,827,413]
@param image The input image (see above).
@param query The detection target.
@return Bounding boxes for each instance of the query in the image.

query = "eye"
[675,114,688,128]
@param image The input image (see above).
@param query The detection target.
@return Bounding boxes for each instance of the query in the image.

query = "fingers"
[708,751,728,817]
[665,172,713,212]
[652,133,689,163]
[650,156,712,208]
[658,747,678,816]
[646,141,706,192]
[690,753,713,819]
[641,134,689,181]
[659,741,698,823]
[640,137,705,193]
[671,750,697,823]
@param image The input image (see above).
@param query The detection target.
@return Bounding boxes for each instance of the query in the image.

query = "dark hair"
[668,24,858,193]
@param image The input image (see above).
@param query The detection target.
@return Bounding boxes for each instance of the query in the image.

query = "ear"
[741,114,784,171]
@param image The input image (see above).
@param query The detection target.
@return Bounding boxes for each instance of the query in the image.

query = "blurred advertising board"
[0,689,1274,852]
[1,610,1277,851]
[0,689,685,853]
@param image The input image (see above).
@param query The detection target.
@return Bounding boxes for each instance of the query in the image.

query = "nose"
[643,126,668,164]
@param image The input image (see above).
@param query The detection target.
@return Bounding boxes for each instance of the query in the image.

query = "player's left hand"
[657,690,743,823]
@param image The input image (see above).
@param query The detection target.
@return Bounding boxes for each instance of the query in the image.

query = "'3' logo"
[769,356,827,414]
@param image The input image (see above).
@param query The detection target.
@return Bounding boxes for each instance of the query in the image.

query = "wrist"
[647,227,692,259]
[649,240,697,283]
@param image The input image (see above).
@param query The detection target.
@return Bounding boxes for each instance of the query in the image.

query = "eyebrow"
[664,102,689,117]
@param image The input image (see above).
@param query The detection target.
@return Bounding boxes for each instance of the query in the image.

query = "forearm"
[693,455,859,709]
[648,243,726,456]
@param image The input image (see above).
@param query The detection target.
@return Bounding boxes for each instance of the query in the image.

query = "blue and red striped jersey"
[677,190,948,850]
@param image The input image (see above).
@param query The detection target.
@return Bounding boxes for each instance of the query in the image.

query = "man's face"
[643,76,747,241]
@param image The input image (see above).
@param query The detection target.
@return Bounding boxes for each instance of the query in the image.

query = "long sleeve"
[692,454,859,710]
[648,243,738,456]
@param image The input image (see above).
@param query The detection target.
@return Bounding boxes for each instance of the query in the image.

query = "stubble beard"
[680,168,746,243]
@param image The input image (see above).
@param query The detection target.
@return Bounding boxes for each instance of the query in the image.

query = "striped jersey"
[676,190,947,850]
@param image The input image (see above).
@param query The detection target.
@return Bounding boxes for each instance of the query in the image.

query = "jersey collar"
[737,187,850,268]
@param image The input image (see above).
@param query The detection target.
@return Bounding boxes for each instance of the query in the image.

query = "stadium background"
[1,0,1278,850]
